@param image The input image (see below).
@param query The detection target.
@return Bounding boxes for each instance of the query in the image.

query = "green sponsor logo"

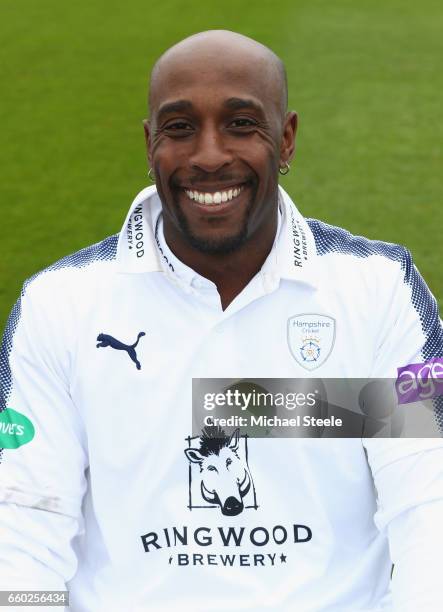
[0,408,35,449]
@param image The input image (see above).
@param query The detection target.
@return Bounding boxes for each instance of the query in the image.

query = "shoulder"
[305,217,442,362]
[1,235,119,409]
[5,234,120,340]
[305,217,420,291]
[306,215,432,309]
[21,233,119,300]
[306,217,410,268]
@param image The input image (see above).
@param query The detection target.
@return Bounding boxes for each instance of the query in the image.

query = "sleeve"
[363,249,443,611]
[0,277,88,594]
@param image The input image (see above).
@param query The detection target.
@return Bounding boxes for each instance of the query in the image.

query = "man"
[0,30,442,612]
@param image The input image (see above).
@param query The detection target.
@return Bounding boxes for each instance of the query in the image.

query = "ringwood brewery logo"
[139,426,313,568]
[126,203,145,258]
[184,426,257,516]
[287,314,335,371]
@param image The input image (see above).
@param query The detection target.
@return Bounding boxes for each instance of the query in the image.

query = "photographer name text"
[204,415,343,428]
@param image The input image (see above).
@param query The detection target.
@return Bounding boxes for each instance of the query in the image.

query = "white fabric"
[0,186,442,611]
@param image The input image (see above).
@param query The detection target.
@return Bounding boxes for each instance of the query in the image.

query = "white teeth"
[184,185,244,205]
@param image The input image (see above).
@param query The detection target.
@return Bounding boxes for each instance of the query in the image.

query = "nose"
[222,496,243,516]
[189,125,233,173]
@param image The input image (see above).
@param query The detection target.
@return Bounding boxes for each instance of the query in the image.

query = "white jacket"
[0,186,442,611]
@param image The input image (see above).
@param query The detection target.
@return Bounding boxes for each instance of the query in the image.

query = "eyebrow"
[156,97,265,120]
[223,97,265,114]
[157,99,194,119]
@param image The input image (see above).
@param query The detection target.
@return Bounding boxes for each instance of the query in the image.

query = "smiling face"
[145,31,297,256]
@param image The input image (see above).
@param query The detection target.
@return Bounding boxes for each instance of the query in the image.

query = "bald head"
[149,30,288,119]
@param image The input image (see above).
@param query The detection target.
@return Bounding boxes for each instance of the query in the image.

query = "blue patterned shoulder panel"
[307,218,406,262]
[306,218,442,358]
[307,218,443,429]
[0,234,118,419]
[25,233,119,283]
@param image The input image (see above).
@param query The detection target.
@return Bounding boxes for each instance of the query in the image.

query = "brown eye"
[165,122,193,132]
[230,118,256,128]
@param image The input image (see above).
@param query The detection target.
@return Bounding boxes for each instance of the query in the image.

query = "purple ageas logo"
[396,358,443,405]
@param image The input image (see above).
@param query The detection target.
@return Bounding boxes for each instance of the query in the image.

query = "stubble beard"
[172,192,255,256]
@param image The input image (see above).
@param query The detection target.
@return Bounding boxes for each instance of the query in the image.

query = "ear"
[280,111,298,166]
[142,119,153,167]
[185,448,204,464]
[228,428,240,452]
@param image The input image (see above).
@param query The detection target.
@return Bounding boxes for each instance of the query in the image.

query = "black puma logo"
[96,332,146,370]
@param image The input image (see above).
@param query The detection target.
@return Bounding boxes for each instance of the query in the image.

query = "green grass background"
[1,0,442,331]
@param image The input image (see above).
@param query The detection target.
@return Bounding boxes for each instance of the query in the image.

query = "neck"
[163,210,278,310]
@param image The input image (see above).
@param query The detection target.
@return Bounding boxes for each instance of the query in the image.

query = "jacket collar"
[116,185,318,288]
